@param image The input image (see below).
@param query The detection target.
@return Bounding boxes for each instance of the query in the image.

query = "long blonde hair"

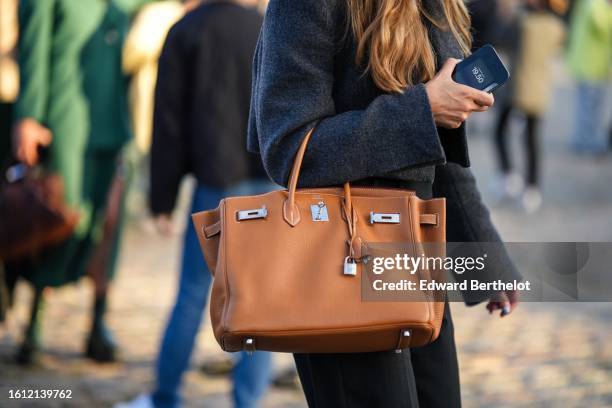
[347,0,472,93]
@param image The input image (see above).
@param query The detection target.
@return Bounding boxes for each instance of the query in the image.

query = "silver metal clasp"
[370,212,400,224]
[311,201,329,222]
[236,206,267,221]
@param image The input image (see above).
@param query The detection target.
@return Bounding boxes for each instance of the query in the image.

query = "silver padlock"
[343,257,357,276]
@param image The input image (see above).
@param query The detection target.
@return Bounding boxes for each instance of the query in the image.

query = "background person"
[467,0,500,49]
[9,0,151,365]
[117,1,275,407]
[120,0,186,226]
[250,0,521,406]
[0,0,18,163]
[494,0,567,212]
[122,0,185,158]
[480,0,525,202]
[566,0,612,155]
[0,0,19,321]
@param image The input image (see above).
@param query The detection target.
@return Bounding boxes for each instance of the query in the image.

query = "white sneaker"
[522,187,543,213]
[114,394,154,408]
[492,172,524,202]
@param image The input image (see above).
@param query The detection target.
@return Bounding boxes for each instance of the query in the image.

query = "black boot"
[3,260,22,323]
[16,288,44,365]
[85,294,118,362]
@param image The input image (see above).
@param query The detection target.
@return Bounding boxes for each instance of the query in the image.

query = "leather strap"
[283,122,352,227]
[419,214,439,226]
[283,126,314,226]
[343,183,353,216]
[204,221,221,238]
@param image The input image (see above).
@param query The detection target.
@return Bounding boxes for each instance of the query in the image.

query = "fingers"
[470,102,491,113]
[24,144,39,166]
[16,137,38,166]
[38,126,53,146]
[486,301,508,317]
[12,119,53,166]
[438,118,464,130]
[154,214,174,236]
[486,290,519,318]
[463,86,495,107]
[430,59,494,129]
[506,289,520,310]
[440,58,461,77]
[15,147,27,165]
[443,62,494,108]
[25,126,53,165]
[486,301,499,314]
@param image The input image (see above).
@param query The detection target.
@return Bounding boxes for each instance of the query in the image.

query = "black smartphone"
[452,44,510,93]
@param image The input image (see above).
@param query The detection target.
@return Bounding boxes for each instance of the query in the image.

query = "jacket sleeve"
[433,163,522,304]
[250,0,446,188]
[149,23,189,215]
[14,0,55,123]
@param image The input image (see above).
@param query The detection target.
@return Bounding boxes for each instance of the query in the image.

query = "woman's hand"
[425,58,495,129]
[154,214,175,236]
[486,289,519,318]
[12,118,53,166]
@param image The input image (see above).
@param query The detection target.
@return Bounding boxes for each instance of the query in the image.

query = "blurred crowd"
[470,0,611,212]
[0,0,610,407]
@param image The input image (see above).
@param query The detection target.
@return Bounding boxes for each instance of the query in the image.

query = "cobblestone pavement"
[1,71,611,408]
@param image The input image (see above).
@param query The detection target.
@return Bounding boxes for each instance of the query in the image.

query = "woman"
[10,0,147,364]
[566,0,612,155]
[249,0,521,406]
[495,0,567,212]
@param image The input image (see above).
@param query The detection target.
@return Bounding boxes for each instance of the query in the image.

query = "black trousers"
[495,104,541,187]
[294,302,460,408]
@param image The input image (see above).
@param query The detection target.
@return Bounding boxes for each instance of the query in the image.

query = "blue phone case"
[452,44,510,93]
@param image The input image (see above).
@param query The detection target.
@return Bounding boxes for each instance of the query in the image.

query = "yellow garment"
[514,12,566,116]
[0,0,19,102]
[123,0,184,153]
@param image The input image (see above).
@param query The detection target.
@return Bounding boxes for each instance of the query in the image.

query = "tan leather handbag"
[192,126,446,353]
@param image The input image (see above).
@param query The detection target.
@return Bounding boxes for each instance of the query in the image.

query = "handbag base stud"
[395,330,411,353]
[244,338,256,355]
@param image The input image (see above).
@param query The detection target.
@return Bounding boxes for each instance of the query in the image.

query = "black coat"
[150,2,267,214]
[248,0,520,301]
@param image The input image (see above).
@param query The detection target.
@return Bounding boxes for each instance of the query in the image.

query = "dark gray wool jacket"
[248,0,520,298]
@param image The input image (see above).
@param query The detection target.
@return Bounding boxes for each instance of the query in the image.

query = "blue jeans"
[570,81,610,153]
[152,180,277,408]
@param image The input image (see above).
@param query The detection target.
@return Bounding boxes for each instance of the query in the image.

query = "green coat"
[14,0,149,288]
[566,0,612,81]
[16,0,150,169]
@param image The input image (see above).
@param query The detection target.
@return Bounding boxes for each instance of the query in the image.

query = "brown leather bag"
[0,164,79,261]
[192,126,446,353]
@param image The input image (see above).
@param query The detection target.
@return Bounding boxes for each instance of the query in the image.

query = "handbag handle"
[283,124,353,228]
